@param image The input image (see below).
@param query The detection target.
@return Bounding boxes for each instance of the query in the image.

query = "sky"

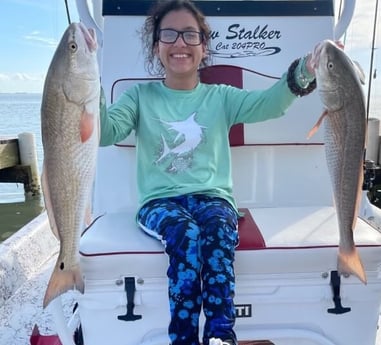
[0,0,379,116]
[0,0,79,94]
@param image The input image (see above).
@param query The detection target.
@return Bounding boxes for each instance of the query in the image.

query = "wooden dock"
[0,133,41,198]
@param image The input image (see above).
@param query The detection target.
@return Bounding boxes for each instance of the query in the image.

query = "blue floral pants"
[137,195,239,345]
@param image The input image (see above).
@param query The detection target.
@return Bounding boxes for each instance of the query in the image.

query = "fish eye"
[327,61,334,70]
[69,41,78,52]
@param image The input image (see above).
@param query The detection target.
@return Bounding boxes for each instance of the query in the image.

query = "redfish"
[309,40,367,284]
[41,22,100,307]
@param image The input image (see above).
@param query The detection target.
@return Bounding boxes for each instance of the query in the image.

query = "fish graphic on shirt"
[156,112,206,173]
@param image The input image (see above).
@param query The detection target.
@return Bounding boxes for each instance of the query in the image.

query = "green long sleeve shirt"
[100,64,312,210]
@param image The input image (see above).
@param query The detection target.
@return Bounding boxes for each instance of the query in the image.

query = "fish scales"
[325,110,365,239]
[41,22,100,308]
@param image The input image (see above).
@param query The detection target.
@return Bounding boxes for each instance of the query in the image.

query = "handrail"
[334,0,356,39]
[75,0,104,68]
[75,0,103,48]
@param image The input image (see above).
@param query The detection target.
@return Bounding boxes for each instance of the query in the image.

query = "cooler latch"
[327,270,351,314]
[118,277,142,322]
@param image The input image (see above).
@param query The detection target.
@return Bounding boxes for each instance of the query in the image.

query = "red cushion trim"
[237,208,266,250]
[199,65,244,146]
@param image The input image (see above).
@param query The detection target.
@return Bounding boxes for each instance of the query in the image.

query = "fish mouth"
[78,22,97,52]
[312,40,336,70]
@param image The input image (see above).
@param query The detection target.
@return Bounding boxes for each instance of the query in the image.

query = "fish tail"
[43,263,84,308]
[338,247,367,284]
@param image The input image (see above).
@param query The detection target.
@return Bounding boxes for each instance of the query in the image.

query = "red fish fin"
[338,248,367,284]
[85,203,92,227]
[80,110,95,143]
[41,163,60,240]
[307,110,328,139]
[43,263,84,308]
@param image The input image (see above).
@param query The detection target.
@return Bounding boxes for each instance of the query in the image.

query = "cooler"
[78,206,381,345]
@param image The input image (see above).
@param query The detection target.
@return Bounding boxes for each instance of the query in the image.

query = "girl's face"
[155,9,206,89]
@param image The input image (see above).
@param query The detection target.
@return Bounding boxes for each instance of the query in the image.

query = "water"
[0,93,44,242]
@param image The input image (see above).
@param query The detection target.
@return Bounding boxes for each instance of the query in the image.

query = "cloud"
[0,72,44,82]
[0,74,11,81]
[23,32,58,48]
[0,72,45,93]
[13,73,43,81]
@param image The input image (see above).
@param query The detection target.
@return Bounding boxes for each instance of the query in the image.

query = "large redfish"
[309,40,367,283]
[41,22,100,307]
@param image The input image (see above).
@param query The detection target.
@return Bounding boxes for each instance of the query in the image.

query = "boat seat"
[80,205,381,280]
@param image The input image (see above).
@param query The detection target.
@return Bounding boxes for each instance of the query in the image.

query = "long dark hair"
[141,0,211,76]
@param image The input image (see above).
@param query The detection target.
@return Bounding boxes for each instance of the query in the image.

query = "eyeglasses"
[157,29,204,46]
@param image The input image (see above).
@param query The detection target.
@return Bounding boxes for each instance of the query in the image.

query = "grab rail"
[334,0,356,39]
[75,0,103,48]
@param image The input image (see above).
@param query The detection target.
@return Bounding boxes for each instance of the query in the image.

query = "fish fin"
[41,163,60,240]
[338,248,367,284]
[352,166,364,230]
[156,134,170,163]
[307,110,328,139]
[80,109,95,143]
[43,263,84,308]
[85,204,92,227]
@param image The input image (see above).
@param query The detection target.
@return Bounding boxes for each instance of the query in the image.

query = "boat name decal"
[209,23,282,58]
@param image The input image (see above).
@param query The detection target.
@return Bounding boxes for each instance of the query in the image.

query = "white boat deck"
[0,214,76,345]
[2,212,381,345]
[0,253,77,345]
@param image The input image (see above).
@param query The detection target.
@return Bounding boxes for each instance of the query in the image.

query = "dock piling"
[18,132,41,198]
[0,132,41,199]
